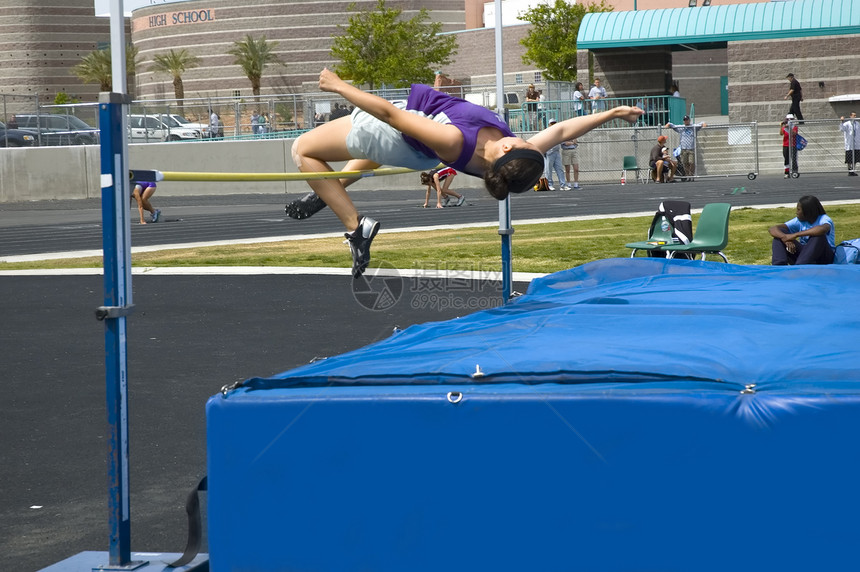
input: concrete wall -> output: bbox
[0,139,488,203]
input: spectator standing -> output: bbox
[537,91,548,129]
[7,115,18,129]
[543,118,568,190]
[588,78,607,113]
[839,112,860,176]
[258,113,269,134]
[665,115,707,180]
[781,114,799,178]
[561,137,580,189]
[251,110,261,135]
[784,73,804,121]
[769,195,835,265]
[525,84,540,129]
[209,111,222,139]
[671,82,681,98]
[572,82,587,116]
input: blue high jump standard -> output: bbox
[207,259,860,571]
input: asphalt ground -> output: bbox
[3,173,859,259]
[2,173,859,571]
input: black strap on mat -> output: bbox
[167,476,208,568]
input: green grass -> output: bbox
[3,204,860,272]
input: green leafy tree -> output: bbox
[54,92,81,105]
[151,49,201,113]
[519,0,612,82]
[331,0,457,90]
[72,46,139,92]
[227,35,282,97]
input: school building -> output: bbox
[0,0,858,122]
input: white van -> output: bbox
[128,114,202,142]
[167,114,210,137]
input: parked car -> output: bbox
[14,113,99,145]
[128,114,202,142]
[167,113,210,137]
[0,121,37,147]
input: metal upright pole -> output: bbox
[98,92,139,570]
[494,0,514,302]
[96,0,142,568]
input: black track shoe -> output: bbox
[285,192,327,220]
[345,216,380,278]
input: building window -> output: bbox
[534,71,542,84]
[232,89,241,99]
[515,73,523,84]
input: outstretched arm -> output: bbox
[528,106,644,153]
[318,68,463,162]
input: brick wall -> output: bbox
[132,0,466,99]
[728,35,860,122]
[0,0,114,103]
[440,24,533,85]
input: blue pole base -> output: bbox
[38,551,208,572]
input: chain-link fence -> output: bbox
[130,95,306,140]
[526,121,760,186]
[13,86,860,183]
[663,122,760,181]
[781,118,860,177]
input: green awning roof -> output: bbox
[577,0,860,49]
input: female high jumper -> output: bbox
[288,68,643,277]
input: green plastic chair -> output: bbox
[625,214,674,257]
[662,203,731,262]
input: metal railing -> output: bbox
[509,95,687,133]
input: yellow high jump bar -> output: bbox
[129,166,423,183]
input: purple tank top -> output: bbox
[402,84,514,176]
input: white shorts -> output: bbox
[345,102,441,171]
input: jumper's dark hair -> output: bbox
[484,149,545,200]
[797,195,826,223]
[420,171,432,186]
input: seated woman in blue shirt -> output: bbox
[769,195,835,265]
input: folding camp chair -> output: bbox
[662,203,731,262]
[625,201,692,257]
[624,214,674,257]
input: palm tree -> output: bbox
[227,35,281,98]
[72,46,139,94]
[151,49,201,115]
